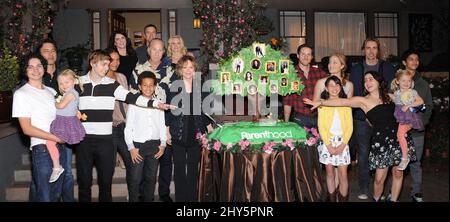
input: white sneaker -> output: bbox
[397,157,410,171]
[49,167,65,183]
[357,193,368,200]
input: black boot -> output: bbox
[327,191,337,202]
[338,192,349,202]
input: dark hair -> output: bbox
[361,37,381,59]
[21,53,48,81]
[34,38,58,54]
[138,71,157,85]
[107,31,136,56]
[296,44,313,55]
[144,24,157,32]
[104,47,119,58]
[401,49,420,62]
[320,75,347,100]
[400,49,421,70]
[363,70,391,104]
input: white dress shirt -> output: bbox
[124,104,166,150]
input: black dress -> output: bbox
[366,103,416,170]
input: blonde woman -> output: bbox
[313,53,354,101]
[167,35,194,65]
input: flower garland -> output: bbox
[197,130,317,154]
[1,0,60,58]
[303,127,321,146]
[193,0,258,62]
[423,76,449,162]
[193,0,272,75]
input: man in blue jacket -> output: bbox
[349,38,395,200]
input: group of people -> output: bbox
[13,23,212,202]
[13,26,431,202]
[289,38,432,202]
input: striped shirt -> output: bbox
[78,73,159,136]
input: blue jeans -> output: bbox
[410,132,424,195]
[293,113,318,129]
[351,119,372,193]
[61,144,75,202]
[28,144,66,202]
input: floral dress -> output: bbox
[367,103,416,170]
[317,109,351,166]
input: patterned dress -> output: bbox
[393,89,424,130]
[50,89,86,144]
[318,109,351,166]
[367,103,416,170]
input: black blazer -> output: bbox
[165,78,211,142]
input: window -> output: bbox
[314,12,366,61]
[374,13,398,59]
[279,11,306,54]
[168,9,177,37]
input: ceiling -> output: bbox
[67,0,444,11]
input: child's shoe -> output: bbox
[397,157,410,170]
[49,167,65,183]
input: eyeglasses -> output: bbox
[27,64,44,70]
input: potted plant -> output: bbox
[0,44,20,122]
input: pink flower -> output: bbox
[263,141,276,154]
[239,139,250,150]
[308,137,316,145]
[196,132,203,140]
[311,128,320,139]
[201,137,209,149]
[303,127,310,132]
[283,139,295,150]
[213,141,222,151]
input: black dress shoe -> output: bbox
[160,195,173,202]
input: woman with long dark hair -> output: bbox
[107,31,138,83]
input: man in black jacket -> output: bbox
[349,38,395,200]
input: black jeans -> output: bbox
[129,140,160,202]
[158,145,173,198]
[350,119,372,194]
[172,142,201,202]
[76,136,115,202]
[112,123,133,198]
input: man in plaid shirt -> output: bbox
[283,44,327,128]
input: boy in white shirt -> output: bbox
[124,71,166,202]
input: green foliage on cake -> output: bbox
[212,42,304,96]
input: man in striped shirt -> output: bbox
[76,50,170,202]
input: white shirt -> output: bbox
[12,84,57,149]
[124,104,167,150]
[329,109,343,147]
